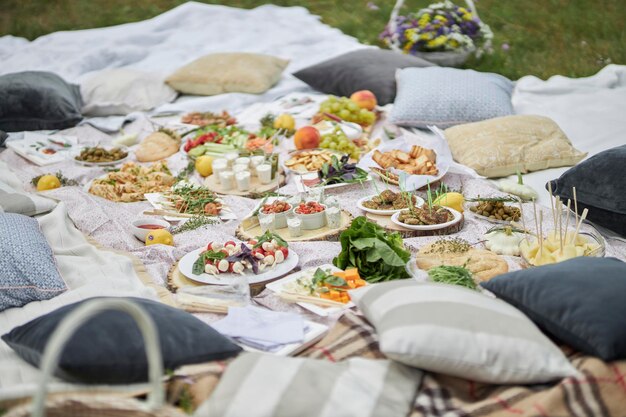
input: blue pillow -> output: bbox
[0,213,67,312]
[481,257,626,361]
[389,67,514,128]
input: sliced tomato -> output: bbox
[278,247,289,258]
[206,241,214,250]
[224,240,236,247]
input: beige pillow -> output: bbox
[166,53,289,95]
[444,115,587,178]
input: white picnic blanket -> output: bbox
[0,1,367,116]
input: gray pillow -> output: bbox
[0,213,67,312]
[481,257,626,361]
[2,297,242,384]
[0,71,83,132]
[389,67,514,128]
[548,145,626,236]
[350,280,578,384]
[0,162,57,216]
[293,49,435,105]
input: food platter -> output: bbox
[72,145,130,167]
[282,148,343,174]
[178,247,299,285]
[265,265,358,317]
[203,171,286,197]
[295,172,372,192]
[144,192,237,222]
[236,210,353,242]
[356,193,425,216]
[390,207,463,231]
[365,212,464,237]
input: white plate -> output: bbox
[281,148,343,175]
[6,133,77,166]
[72,146,130,167]
[179,247,299,285]
[295,172,372,193]
[390,207,462,231]
[265,265,357,317]
[357,194,425,216]
[144,192,237,222]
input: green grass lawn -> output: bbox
[1,0,624,80]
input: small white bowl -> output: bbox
[131,218,171,242]
[259,203,294,229]
[294,204,327,230]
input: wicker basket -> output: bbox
[387,0,479,67]
[5,298,187,417]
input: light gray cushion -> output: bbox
[81,69,177,116]
[0,162,57,216]
[351,280,579,384]
[0,213,67,312]
[389,67,514,128]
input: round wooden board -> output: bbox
[365,212,464,237]
[166,262,286,297]
[204,172,286,198]
[236,210,353,242]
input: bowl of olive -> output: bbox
[73,145,130,166]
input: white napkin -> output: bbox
[211,306,305,347]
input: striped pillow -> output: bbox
[351,280,579,384]
[195,352,422,417]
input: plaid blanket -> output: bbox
[170,312,626,416]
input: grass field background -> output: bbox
[1,0,624,80]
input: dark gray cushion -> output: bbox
[548,145,626,236]
[481,257,626,361]
[2,297,242,384]
[0,71,83,132]
[293,49,435,105]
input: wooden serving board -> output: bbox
[166,262,286,297]
[204,172,285,198]
[365,212,464,237]
[236,210,353,242]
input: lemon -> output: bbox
[274,114,295,131]
[195,155,214,177]
[145,229,174,246]
[433,192,465,213]
[36,175,61,191]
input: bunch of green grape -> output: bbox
[319,96,376,126]
[319,127,360,160]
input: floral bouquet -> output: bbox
[380,1,493,59]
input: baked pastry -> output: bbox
[415,239,508,283]
[135,128,180,162]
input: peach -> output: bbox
[294,126,321,150]
[350,90,377,111]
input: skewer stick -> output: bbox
[572,208,589,243]
[538,210,544,258]
[279,292,346,308]
[555,197,563,254]
[564,199,572,244]
[518,201,529,243]
[572,187,579,242]
[547,182,557,228]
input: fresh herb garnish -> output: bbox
[192,250,226,275]
[170,215,218,235]
[317,155,368,187]
[175,161,195,182]
[30,171,79,187]
[428,264,476,290]
[253,230,288,249]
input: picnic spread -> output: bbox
[1,2,626,417]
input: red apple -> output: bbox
[350,90,377,111]
[294,126,321,150]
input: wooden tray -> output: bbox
[167,262,289,297]
[204,172,285,198]
[365,212,464,237]
[236,210,353,242]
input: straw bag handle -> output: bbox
[387,0,479,52]
[31,298,165,417]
